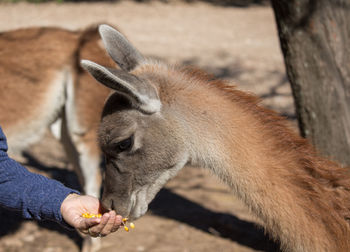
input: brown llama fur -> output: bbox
[178,66,350,251]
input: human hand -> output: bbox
[60,193,122,237]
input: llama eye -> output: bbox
[115,136,133,153]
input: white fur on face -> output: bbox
[138,95,162,114]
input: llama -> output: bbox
[82,24,350,252]
[0,24,115,252]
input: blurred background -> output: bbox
[0,0,293,251]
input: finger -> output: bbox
[100,211,117,236]
[77,217,101,234]
[81,217,101,229]
[87,212,110,237]
[79,218,101,236]
[111,215,123,233]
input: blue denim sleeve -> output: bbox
[0,126,80,226]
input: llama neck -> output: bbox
[177,79,350,252]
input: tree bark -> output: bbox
[271,0,350,166]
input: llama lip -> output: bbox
[127,192,137,219]
[128,187,148,220]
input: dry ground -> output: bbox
[0,1,295,251]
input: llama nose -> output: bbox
[101,197,114,211]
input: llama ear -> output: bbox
[99,24,144,72]
[81,60,161,114]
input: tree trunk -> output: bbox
[271,0,350,166]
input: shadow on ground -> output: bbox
[0,206,84,249]
[150,188,281,252]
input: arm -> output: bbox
[0,126,78,223]
[0,126,122,235]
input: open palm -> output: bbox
[60,194,122,237]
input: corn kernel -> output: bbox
[124,226,129,232]
[130,223,135,229]
[81,212,102,218]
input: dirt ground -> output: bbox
[0,1,296,251]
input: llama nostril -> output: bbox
[111,199,115,211]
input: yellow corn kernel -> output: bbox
[81,212,102,218]
[122,217,128,222]
[82,212,91,218]
[124,226,129,232]
[130,223,135,229]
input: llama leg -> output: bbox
[77,142,102,198]
[60,112,102,252]
[73,140,102,252]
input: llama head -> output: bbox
[81,25,188,219]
